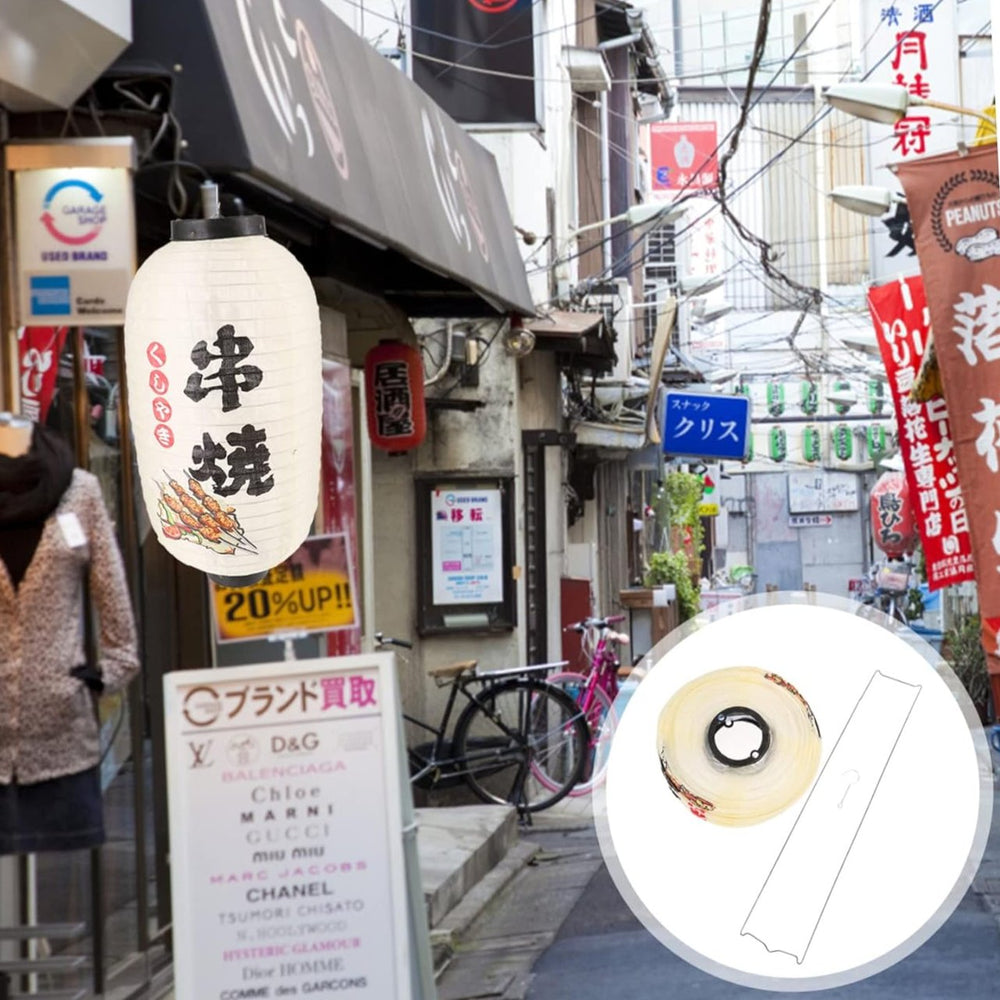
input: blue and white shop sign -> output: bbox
[662,391,751,461]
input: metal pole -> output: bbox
[71,327,105,994]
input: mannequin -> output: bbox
[0,420,139,854]
[0,413,32,459]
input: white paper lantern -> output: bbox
[124,216,321,585]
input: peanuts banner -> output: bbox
[895,142,1000,673]
[866,274,974,590]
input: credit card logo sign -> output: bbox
[30,275,71,315]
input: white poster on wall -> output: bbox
[164,655,411,1000]
[14,166,136,325]
[430,487,503,605]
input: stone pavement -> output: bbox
[151,730,999,998]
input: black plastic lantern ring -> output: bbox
[707,706,770,768]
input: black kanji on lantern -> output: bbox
[184,323,263,412]
[189,432,228,492]
[373,360,415,438]
[189,424,274,497]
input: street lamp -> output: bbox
[677,272,726,295]
[829,185,905,218]
[826,387,859,407]
[823,83,996,128]
[569,200,688,236]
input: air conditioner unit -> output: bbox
[582,278,634,381]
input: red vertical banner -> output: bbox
[867,275,974,589]
[895,144,1000,670]
[16,326,68,422]
[322,359,361,656]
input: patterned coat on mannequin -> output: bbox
[0,468,139,784]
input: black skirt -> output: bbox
[0,766,105,854]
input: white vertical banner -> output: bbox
[861,0,960,280]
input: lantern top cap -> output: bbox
[171,215,267,241]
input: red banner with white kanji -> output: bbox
[16,326,68,423]
[895,143,1000,671]
[867,275,974,590]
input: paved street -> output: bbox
[439,744,1000,999]
[527,840,1000,999]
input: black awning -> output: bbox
[118,0,534,318]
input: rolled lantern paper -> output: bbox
[867,424,886,461]
[800,380,818,415]
[766,382,785,417]
[769,426,787,462]
[802,425,821,463]
[124,216,321,584]
[833,423,852,462]
[832,380,853,415]
[867,379,885,416]
[871,471,917,558]
[364,340,426,452]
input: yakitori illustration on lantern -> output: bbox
[364,339,427,453]
[870,471,917,558]
[124,216,321,585]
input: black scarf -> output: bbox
[0,424,76,586]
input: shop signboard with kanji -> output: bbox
[648,122,718,199]
[867,273,974,589]
[164,655,413,999]
[862,0,959,279]
[431,488,504,605]
[210,533,358,643]
[661,391,750,461]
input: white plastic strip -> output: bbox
[741,670,921,963]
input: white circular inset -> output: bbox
[595,593,993,992]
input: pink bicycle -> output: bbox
[532,615,629,797]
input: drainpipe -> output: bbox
[599,92,611,272]
[672,0,683,79]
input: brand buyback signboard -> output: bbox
[164,655,411,999]
[14,165,136,325]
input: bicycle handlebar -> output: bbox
[563,615,627,633]
[374,632,413,650]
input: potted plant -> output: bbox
[944,614,990,724]
[653,471,704,579]
[644,550,701,623]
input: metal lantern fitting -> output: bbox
[364,340,426,453]
[124,215,322,586]
[871,471,917,558]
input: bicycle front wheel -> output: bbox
[538,672,616,797]
[453,678,588,813]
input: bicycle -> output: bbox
[374,633,589,816]
[535,615,630,797]
[859,560,912,625]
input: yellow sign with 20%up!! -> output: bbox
[210,533,357,642]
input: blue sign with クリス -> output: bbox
[662,391,751,460]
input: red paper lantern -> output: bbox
[364,340,426,452]
[870,472,917,558]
